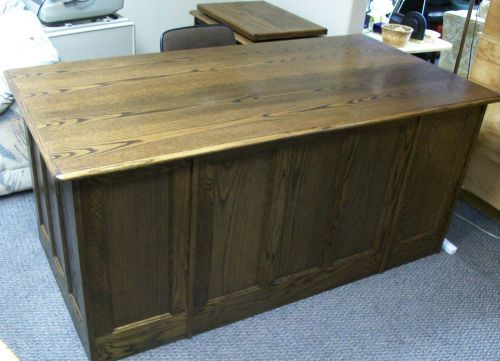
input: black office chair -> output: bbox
[160,24,236,52]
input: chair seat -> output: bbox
[161,24,236,52]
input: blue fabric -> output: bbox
[0,144,16,161]
[0,106,32,196]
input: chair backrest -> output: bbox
[160,25,237,52]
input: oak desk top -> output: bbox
[197,1,327,42]
[6,35,499,181]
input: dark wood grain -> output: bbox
[386,107,485,268]
[28,135,91,357]
[95,313,187,360]
[33,148,53,252]
[197,1,327,42]
[268,143,328,279]
[106,173,170,327]
[77,178,114,339]
[60,182,86,316]
[72,162,192,359]
[195,150,273,305]
[47,173,69,281]
[6,35,498,181]
[188,118,422,333]
[324,121,418,266]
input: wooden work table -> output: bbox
[6,35,499,360]
[191,1,327,44]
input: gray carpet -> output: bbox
[0,191,499,361]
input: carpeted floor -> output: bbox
[0,191,498,361]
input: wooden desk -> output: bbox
[6,35,498,361]
[192,1,327,44]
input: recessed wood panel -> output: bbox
[104,169,188,327]
[106,173,170,327]
[46,174,68,278]
[34,149,52,247]
[326,124,414,265]
[194,151,273,306]
[28,137,43,229]
[61,182,85,315]
[78,178,114,337]
[387,108,484,267]
[268,140,337,280]
[393,112,469,241]
[28,138,91,355]
[77,163,191,335]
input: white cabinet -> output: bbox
[44,14,135,62]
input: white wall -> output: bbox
[118,0,235,54]
[265,0,366,36]
[119,0,367,54]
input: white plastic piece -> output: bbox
[442,238,458,255]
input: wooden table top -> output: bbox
[6,35,499,181]
[197,1,327,42]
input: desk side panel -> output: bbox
[27,134,91,356]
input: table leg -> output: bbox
[430,52,438,64]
